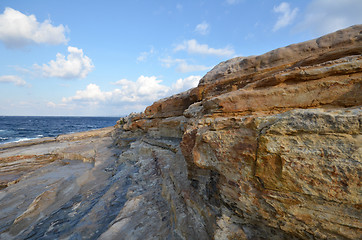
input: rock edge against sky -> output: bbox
[0,25,361,239]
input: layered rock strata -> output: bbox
[0,25,361,239]
[119,25,362,239]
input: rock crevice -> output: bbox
[0,25,361,239]
[119,25,361,239]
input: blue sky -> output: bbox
[0,0,361,116]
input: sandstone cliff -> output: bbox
[0,25,361,239]
[117,25,362,239]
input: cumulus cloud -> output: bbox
[0,75,26,86]
[62,75,201,113]
[64,76,169,106]
[195,21,210,35]
[160,57,211,73]
[0,7,68,48]
[35,46,94,79]
[174,39,235,57]
[272,2,298,31]
[171,75,201,92]
[111,76,170,102]
[298,0,362,36]
[62,84,108,104]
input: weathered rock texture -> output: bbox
[0,25,361,239]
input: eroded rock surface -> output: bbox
[0,25,361,239]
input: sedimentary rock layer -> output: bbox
[121,25,362,239]
[0,25,361,239]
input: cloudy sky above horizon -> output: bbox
[0,0,361,116]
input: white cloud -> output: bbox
[64,76,170,106]
[171,75,201,92]
[160,57,184,68]
[174,39,234,57]
[176,62,211,73]
[160,57,211,73]
[137,47,155,62]
[62,84,108,104]
[195,21,210,35]
[0,75,26,86]
[35,46,94,79]
[0,7,68,48]
[272,2,298,32]
[47,101,57,108]
[61,75,201,114]
[111,76,170,102]
[298,0,362,36]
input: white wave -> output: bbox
[13,136,42,143]
[14,138,34,142]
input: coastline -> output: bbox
[0,126,115,150]
[0,25,361,239]
[0,116,120,146]
[0,126,116,190]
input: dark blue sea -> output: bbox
[0,116,120,144]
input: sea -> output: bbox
[0,116,120,145]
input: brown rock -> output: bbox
[1,25,361,240]
[144,88,201,118]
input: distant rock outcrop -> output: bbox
[0,25,361,239]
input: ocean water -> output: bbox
[0,116,120,144]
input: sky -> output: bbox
[0,0,361,116]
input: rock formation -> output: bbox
[0,25,361,239]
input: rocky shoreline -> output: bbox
[0,25,361,239]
